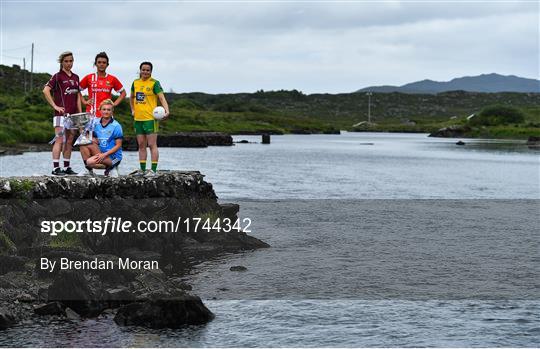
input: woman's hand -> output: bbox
[54,105,65,114]
[96,153,107,163]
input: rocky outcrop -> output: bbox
[47,271,104,317]
[123,132,233,150]
[33,301,65,316]
[0,171,215,200]
[0,171,268,327]
[114,297,214,328]
[526,136,540,147]
[429,125,471,138]
[0,308,16,330]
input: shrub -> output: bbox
[471,105,525,126]
[172,98,205,111]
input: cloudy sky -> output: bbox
[1,1,538,94]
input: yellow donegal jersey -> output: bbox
[131,78,164,121]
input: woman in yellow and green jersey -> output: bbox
[129,61,170,174]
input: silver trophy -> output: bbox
[65,112,95,146]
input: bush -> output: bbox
[24,90,46,106]
[471,105,525,126]
[172,98,205,111]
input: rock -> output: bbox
[220,203,240,220]
[456,141,466,145]
[122,248,162,262]
[16,292,35,303]
[0,171,216,200]
[114,297,214,328]
[229,265,247,272]
[102,287,136,308]
[48,271,103,317]
[65,307,81,320]
[237,140,250,143]
[526,136,540,147]
[132,269,170,300]
[0,276,15,288]
[0,255,27,275]
[429,125,471,138]
[37,288,48,302]
[0,308,16,330]
[0,232,17,255]
[123,132,233,150]
[34,302,65,316]
[167,277,193,291]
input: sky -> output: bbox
[0,0,538,94]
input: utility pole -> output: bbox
[30,43,34,91]
[366,92,372,123]
[23,57,27,93]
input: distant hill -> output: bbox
[357,73,540,94]
[0,64,50,94]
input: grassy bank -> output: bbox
[1,64,539,145]
[351,106,540,139]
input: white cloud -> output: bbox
[1,1,538,93]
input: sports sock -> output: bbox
[151,161,158,172]
[63,159,70,168]
[53,159,60,168]
[140,161,147,171]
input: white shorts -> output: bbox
[52,115,65,128]
[52,115,76,129]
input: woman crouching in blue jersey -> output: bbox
[82,99,123,176]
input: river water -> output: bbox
[0,132,538,347]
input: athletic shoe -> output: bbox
[108,168,119,178]
[144,170,156,178]
[63,167,78,176]
[129,169,146,176]
[51,167,65,176]
[104,167,118,177]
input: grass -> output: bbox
[48,229,83,249]
[1,64,539,142]
[352,105,540,139]
[0,231,16,254]
[9,179,35,193]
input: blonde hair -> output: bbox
[99,99,114,110]
[58,51,73,70]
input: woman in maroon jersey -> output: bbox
[43,51,82,176]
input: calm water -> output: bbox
[0,133,538,347]
[1,132,538,199]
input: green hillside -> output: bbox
[0,64,539,146]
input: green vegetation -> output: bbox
[9,179,35,193]
[1,64,539,143]
[0,231,16,254]
[49,230,82,249]
[471,105,525,126]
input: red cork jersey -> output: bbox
[80,73,124,117]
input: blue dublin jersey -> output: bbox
[93,118,123,160]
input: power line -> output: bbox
[0,53,24,60]
[1,44,32,52]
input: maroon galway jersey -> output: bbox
[45,70,80,116]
